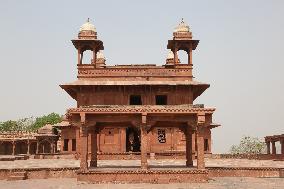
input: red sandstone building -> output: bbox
[0,125,58,156]
[58,19,219,170]
[265,134,284,155]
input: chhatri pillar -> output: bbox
[185,124,193,167]
[271,141,276,155]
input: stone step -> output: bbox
[12,171,27,176]
[7,175,26,181]
[8,171,27,181]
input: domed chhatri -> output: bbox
[174,18,190,33]
[95,50,106,67]
[166,50,180,65]
[96,50,105,60]
[80,18,96,32]
[78,18,97,39]
[173,18,192,40]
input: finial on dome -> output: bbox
[174,18,190,33]
[80,19,96,32]
[173,18,192,40]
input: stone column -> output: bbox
[196,128,205,169]
[90,127,97,167]
[188,45,192,65]
[266,141,271,154]
[27,141,30,155]
[50,142,53,154]
[173,46,178,64]
[272,141,276,155]
[185,126,193,167]
[80,125,89,170]
[12,142,15,155]
[140,125,148,169]
[120,128,126,152]
[92,48,97,65]
[36,142,39,154]
[78,49,81,64]
[281,140,284,155]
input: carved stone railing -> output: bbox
[77,64,193,78]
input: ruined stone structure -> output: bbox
[265,134,284,155]
[59,18,219,174]
[0,124,58,155]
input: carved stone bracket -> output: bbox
[197,112,206,125]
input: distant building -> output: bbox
[0,124,58,155]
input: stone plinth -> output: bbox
[77,169,208,184]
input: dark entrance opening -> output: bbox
[156,95,167,105]
[204,139,209,151]
[126,127,140,152]
[130,95,142,105]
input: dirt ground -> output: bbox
[0,177,283,189]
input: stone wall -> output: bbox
[210,154,284,160]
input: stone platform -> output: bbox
[0,158,283,183]
[78,168,208,183]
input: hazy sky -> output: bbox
[0,0,283,153]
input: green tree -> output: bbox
[29,113,62,131]
[0,120,18,131]
[230,136,266,154]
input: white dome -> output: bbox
[174,18,190,33]
[167,51,174,59]
[97,51,105,59]
[80,19,96,32]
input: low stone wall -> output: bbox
[208,167,282,178]
[34,153,75,159]
[0,168,78,180]
[210,154,284,160]
[77,169,209,184]
[0,167,283,182]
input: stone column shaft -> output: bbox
[90,128,97,167]
[27,141,30,155]
[174,46,178,64]
[281,140,284,155]
[272,141,276,155]
[188,46,192,65]
[80,126,88,170]
[36,142,39,154]
[196,130,205,169]
[266,142,271,154]
[140,126,148,169]
[77,49,81,64]
[12,142,15,155]
[186,127,193,167]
